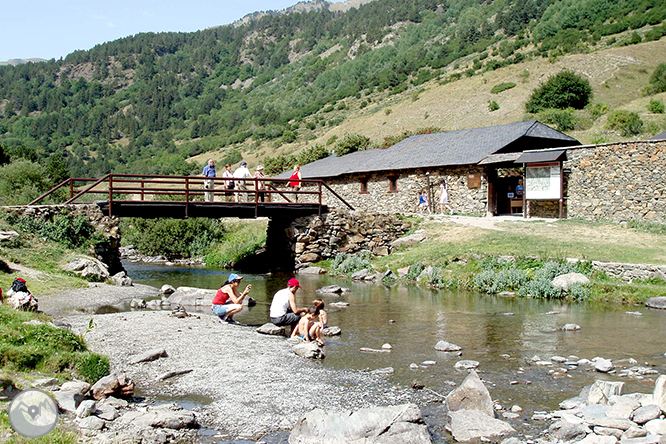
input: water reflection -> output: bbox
[123,261,666,412]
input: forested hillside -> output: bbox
[1,0,665,204]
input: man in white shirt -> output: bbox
[233,161,251,202]
[269,278,306,333]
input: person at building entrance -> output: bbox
[202,159,216,202]
[270,278,306,333]
[515,179,524,197]
[211,273,252,325]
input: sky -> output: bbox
[2,0,338,62]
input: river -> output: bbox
[123,261,666,439]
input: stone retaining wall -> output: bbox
[2,204,123,274]
[592,260,666,283]
[565,140,666,223]
[287,210,413,268]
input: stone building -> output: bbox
[276,121,581,217]
[277,121,666,224]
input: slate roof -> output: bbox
[275,120,580,179]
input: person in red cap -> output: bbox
[269,278,306,332]
[211,273,252,325]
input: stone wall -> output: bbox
[319,165,488,216]
[3,204,123,274]
[564,140,666,223]
[592,261,666,283]
[287,210,413,268]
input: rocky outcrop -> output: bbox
[64,257,110,282]
[91,372,135,400]
[552,272,590,291]
[289,403,432,444]
[445,370,494,418]
[448,409,515,442]
[646,296,666,309]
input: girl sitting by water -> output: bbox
[291,306,324,346]
[211,273,252,325]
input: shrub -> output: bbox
[0,160,51,206]
[4,213,101,250]
[123,217,226,259]
[490,82,516,94]
[647,99,665,114]
[488,100,500,112]
[418,266,444,287]
[329,251,373,275]
[648,63,666,95]
[407,262,425,280]
[525,71,593,113]
[75,352,111,383]
[298,144,330,165]
[537,108,579,131]
[334,133,371,156]
[606,110,644,136]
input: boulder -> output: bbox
[316,285,348,295]
[128,348,168,365]
[299,253,321,263]
[77,415,105,431]
[631,404,661,424]
[61,380,92,396]
[160,284,176,295]
[645,296,666,309]
[64,257,110,281]
[91,372,135,400]
[577,435,619,444]
[54,390,83,413]
[351,269,376,281]
[166,286,216,307]
[289,403,432,444]
[397,267,410,279]
[109,271,133,286]
[562,323,581,331]
[390,233,427,249]
[435,341,462,352]
[298,267,326,275]
[595,358,615,373]
[621,426,648,439]
[118,404,197,429]
[644,419,666,435]
[548,420,590,441]
[454,360,480,370]
[445,370,494,417]
[96,404,119,421]
[322,326,342,336]
[654,374,666,412]
[130,298,147,308]
[371,367,395,376]
[293,342,325,359]
[587,380,624,405]
[76,400,97,418]
[552,272,590,292]
[256,323,287,336]
[447,409,515,442]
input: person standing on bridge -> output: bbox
[222,163,235,202]
[202,158,216,202]
[289,164,302,202]
[234,161,251,202]
[254,165,267,202]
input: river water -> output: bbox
[124,261,666,439]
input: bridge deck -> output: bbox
[96,200,327,219]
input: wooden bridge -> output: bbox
[29,174,353,219]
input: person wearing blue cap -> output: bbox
[211,273,252,325]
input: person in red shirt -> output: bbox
[289,164,302,202]
[211,273,252,325]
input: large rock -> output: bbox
[435,341,462,352]
[654,374,666,412]
[645,296,666,309]
[64,257,110,281]
[118,404,197,429]
[316,285,350,295]
[351,269,376,281]
[390,233,427,249]
[548,420,590,441]
[632,404,661,424]
[91,372,135,400]
[61,380,91,395]
[160,284,176,295]
[289,403,432,444]
[109,271,133,286]
[293,342,325,360]
[297,266,326,275]
[448,409,515,442]
[552,272,590,292]
[445,370,494,417]
[54,390,83,413]
[587,380,624,405]
[594,358,615,373]
[644,419,666,435]
[166,286,216,307]
[256,323,287,336]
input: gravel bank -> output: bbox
[61,310,435,440]
[39,283,160,316]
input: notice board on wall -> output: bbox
[525,162,561,200]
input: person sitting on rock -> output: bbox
[313,298,328,330]
[291,306,324,346]
[211,273,252,325]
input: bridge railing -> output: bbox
[28,174,354,215]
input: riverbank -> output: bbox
[60,309,436,441]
